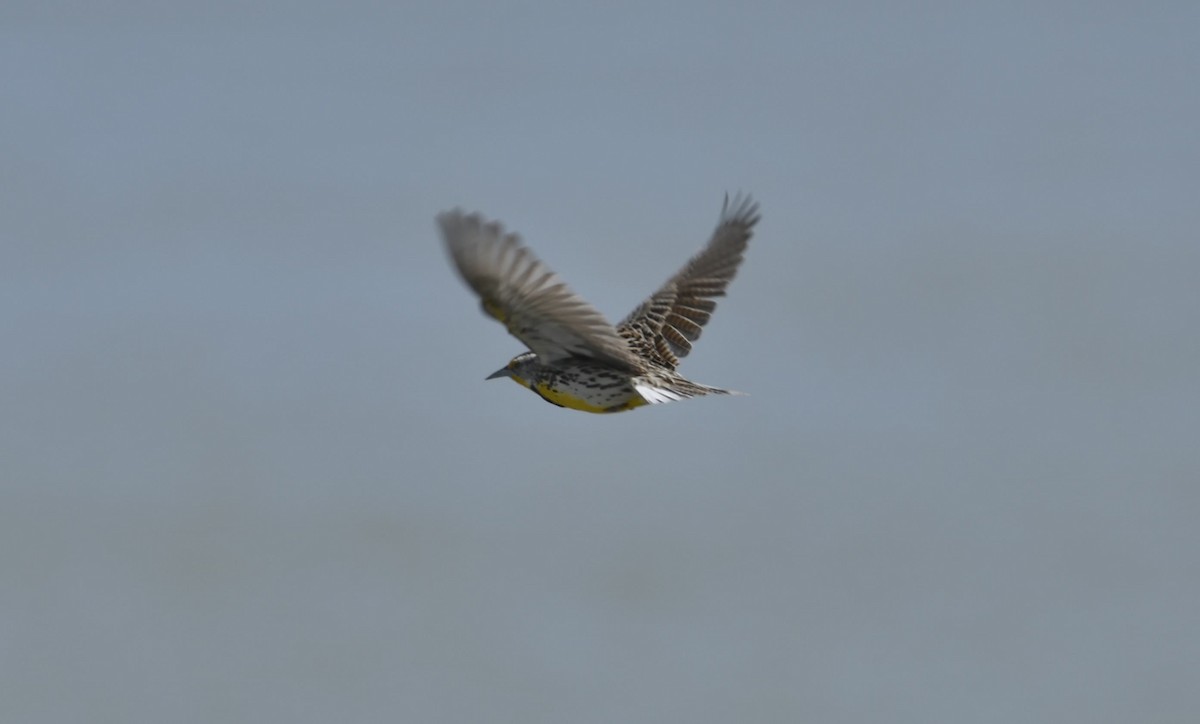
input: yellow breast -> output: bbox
[505,370,645,414]
[534,380,646,414]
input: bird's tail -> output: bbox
[631,376,745,405]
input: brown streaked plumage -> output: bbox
[438,194,760,413]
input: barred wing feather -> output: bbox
[439,210,644,372]
[618,194,759,369]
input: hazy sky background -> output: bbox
[3,2,1198,722]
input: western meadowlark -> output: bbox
[438,194,759,413]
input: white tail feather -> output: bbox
[632,379,741,405]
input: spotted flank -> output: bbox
[534,382,647,414]
[439,194,759,413]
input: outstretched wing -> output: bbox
[439,210,644,372]
[618,194,760,370]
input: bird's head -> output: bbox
[486,352,537,388]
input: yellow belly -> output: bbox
[533,380,646,414]
[505,367,647,414]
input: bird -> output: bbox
[438,194,760,413]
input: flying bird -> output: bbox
[438,194,759,413]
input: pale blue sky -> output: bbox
[3,2,1198,722]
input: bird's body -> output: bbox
[439,194,759,413]
[501,354,648,413]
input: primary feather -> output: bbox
[617,193,760,369]
[438,211,644,372]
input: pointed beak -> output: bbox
[486,367,512,381]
